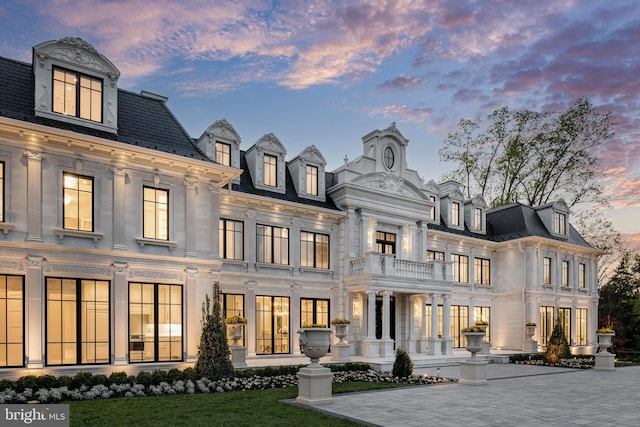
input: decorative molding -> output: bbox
[0,260,25,272]
[112,262,129,274]
[135,237,178,252]
[45,263,111,277]
[129,269,185,282]
[53,228,103,245]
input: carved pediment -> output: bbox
[206,119,241,142]
[256,133,287,155]
[356,172,424,198]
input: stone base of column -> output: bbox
[230,345,246,368]
[479,340,491,354]
[522,339,538,353]
[441,338,453,355]
[427,338,442,355]
[364,339,380,358]
[459,359,489,385]
[594,352,615,371]
[296,365,334,406]
[379,339,395,358]
[331,343,351,362]
[113,357,128,366]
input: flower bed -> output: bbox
[510,354,594,369]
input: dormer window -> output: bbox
[53,67,103,123]
[306,165,318,196]
[451,202,460,226]
[288,145,326,201]
[429,196,436,221]
[263,154,278,187]
[216,142,231,166]
[555,212,567,235]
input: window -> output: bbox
[474,306,491,342]
[301,231,329,269]
[427,250,445,261]
[263,154,277,187]
[256,296,289,354]
[450,305,469,348]
[0,161,4,222]
[555,212,567,235]
[426,304,443,338]
[579,263,586,288]
[301,298,329,328]
[219,219,244,260]
[539,306,554,346]
[129,283,182,363]
[429,196,436,221]
[451,202,460,226]
[383,147,394,169]
[376,231,396,254]
[256,224,289,264]
[543,257,552,285]
[143,187,169,240]
[562,260,570,287]
[451,254,469,283]
[46,278,109,365]
[215,142,231,166]
[223,294,244,347]
[306,165,318,196]
[474,207,482,231]
[474,258,491,285]
[63,172,93,231]
[0,275,23,367]
[558,307,571,344]
[53,67,102,123]
[576,308,587,346]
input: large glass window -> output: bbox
[558,307,571,344]
[474,306,491,342]
[576,308,587,346]
[451,254,469,283]
[579,263,586,288]
[263,154,277,187]
[215,142,231,166]
[129,283,182,363]
[376,231,396,254]
[0,275,23,367]
[143,187,169,240]
[53,67,102,122]
[450,305,469,348]
[543,257,552,285]
[555,212,567,235]
[0,161,4,222]
[63,172,93,231]
[306,165,318,196]
[301,298,329,327]
[46,278,109,366]
[427,250,444,261]
[562,260,570,287]
[256,296,289,355]
[474,258,490,285]
[451,202,460,226]
[426,304,443,338]
[256,224,289,264]
[223,294,244,347]
[301,231,329,269]
[539,306,554,346]
[219,219,244,260]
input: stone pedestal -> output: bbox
[479,340,491,354]
[296,365,334,405]
[364,338,380,357]
[459,360,489,385]
[594,353,615,371]
[230,345,246,368]
[523,339,538,353]
[331,343,351,362]
[427,338,442,355]
[380,338,395,358]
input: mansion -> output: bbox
[0,38,602,377]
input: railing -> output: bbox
[393,258,434,279]
[348,252,448,281]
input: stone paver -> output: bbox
[305,364,640,427]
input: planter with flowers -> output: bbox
[459,325,488,385]
[594,326,615,371]
[296,325,334,406]
[224,315,247,368]
[474,320,491,354]
[524,322,538,353]
[330,318,351,363]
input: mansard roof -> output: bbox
[0,55,209,161]
[429,202,595,249]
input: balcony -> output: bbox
[348,252,449,281]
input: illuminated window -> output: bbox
[543,257,552,285]
[451,254,469,282]
[555,212,567,235]
[451,202,460,226]
[52,67,102,123]
[0,274,23,367]
[376,231,396,254]
[0,161,4,222]
[46,278,110,365]
[562,260,570,286]
[429,196,436,221]
[474,207,482,230]
[558,307,571,343]
[256,296,289,354]
[263,154,277,187]
[474,258,491,285]
[301,298,329,328]
[539,306,554,346]
[426,304,443,339]
[256,224,289,264]
[129,283,182,363]
[579,263,586,288]
[427,250,444,261]
[301,231,329,268]
[143,187,169,240]
[63,172,93,231]
[450,305,469,348]
[576,308,587,346]
[306,165,318,196]
[215,142,231,166]
[223,294,244,347]
[474,306,491,342]
[219,219,244,260]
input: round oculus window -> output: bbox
[383,146,395,169]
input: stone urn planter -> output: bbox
[525,324,536,340]
[460,327,488,385]
[330,318,351,363]
[225,315,247,368]
[523,323,538,353]
[227,325,243,346]
[596,332,615,353]
[298,327,332,365]
[594,328,615,371]
[462,330,486,359]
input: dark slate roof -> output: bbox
[428,202,595,249]
[228,152,339,210]
[0,56,209,161]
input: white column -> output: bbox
[570,299,577,347]
[25,151,43,242]
[245,281,257,356]
[111,162,128,250]
[25,256,44,368]
[112,261,129,365]
[184,175,198,257]
[363,290,379,358]
[208,182,222,259]
[382,290,391,340]
[442,294,452,355]
[291,284,302,355]
[185,268,200,362]
[430,294,439,339]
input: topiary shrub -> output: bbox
[544,317,571,364]
[392,348,414,378]
[108,371,129,386]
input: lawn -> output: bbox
[68,382,407,426]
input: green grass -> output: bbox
[68,382,406,426]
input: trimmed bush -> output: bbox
[392,348,414,378]
[544,317,571,364]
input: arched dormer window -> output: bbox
[245,133,287,194]
[288,145,327,201]
[438,181,464,230]
[196,119,241,183]
[465,195,487,234]
[33,37,120,134]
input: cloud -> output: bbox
[367,104,432,123]
[377,75,424,90]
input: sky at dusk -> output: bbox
[1,0,638,246]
